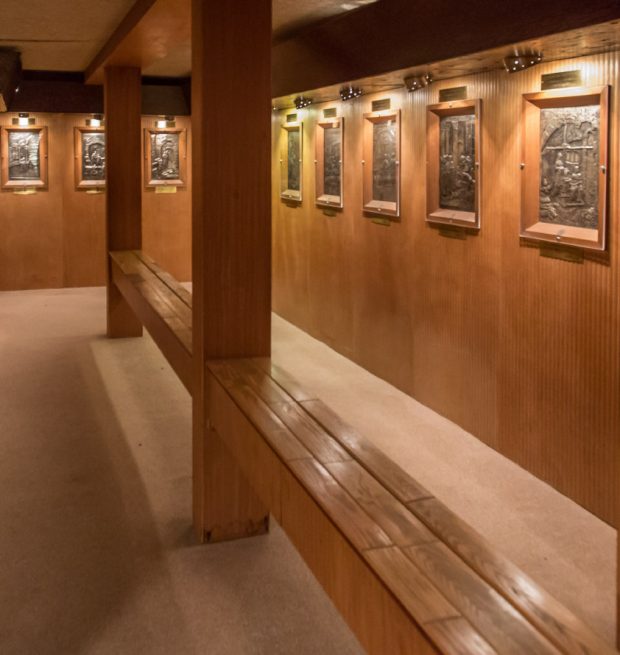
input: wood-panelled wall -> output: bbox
[272,52,620,526]
[0,114,191,291]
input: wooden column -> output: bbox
[192,0,272,541]
[104,66,143,338]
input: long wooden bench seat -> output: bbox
[207,357,615,655]
[109,250,193,393]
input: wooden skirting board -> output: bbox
[108,254,615,654]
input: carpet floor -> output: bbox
[0,287,614,653]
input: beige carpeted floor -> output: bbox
[0,287,615,653]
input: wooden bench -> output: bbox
[109,253,616,654]
[206,357,615,655]
[109,250,193,393]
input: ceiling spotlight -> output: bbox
[155,115,175,129]
[294,96,312,109]
[404,73,433,92]
[86,113,104,128]
[504,51,543,73]
[339,85,362,101]
[12,112,34,127]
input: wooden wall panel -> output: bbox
[272,52,620,525]
[141,114,192,282]
[0,113,192,291]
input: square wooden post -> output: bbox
[104,66,143,338]
[191,0,272,542]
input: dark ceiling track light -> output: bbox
[339,85,362,101]
[294,96,312,109]
[504,51,543,73]
[404,73,433,92]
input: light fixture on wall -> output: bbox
[404,73,433,92]
[294,96,312,109]
[155,115,176,129]
[12,112,35,126]
[86,113,104,127]
[339,85,362,101]
[504,51,543,73]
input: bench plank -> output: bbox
[300,398,432,504]
[409,498,616,655]
[424,617,498,655]
[327,460,436,548]
[270,402,352,465]
[289,458,393,552]
[364,546,459,625]
[405,542,561,655]
[252,357,318,402]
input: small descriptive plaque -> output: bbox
[322,208,338,217]
[371,217,391,226]
[323,107,337,119]
[540,244,584,263]
[541,70,582,90]
[86,189,104,195]
[286,113,298,123]
[372,98,391,112]
[438,226,467,240]
[439,86,467,102]
[13,187,37,195]
[155,186,177,194]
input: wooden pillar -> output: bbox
[191,0,272,541]
[104,66,143,338]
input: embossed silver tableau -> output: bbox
[281,120,302,202]
[521,86,608,251]
[363,108,400,217]
[427,99,480,228]
[315,116,343,208]
[1,126,48,189]
[75,127,105,189]
[144,128,187,187]
[539,105,599,229]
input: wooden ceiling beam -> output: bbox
[84,0,190,84]
[272,0,620,97]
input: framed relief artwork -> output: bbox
[144,128,187,187]
[281,120,302,201]
[315,116,343,208]
[521,86,608,251]
[74,127,105,189]
[363,108,400,217]
[1,126,48,189]
[426,99,481,228]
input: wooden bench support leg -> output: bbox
[191,1,272,541]
[104,66,143,338]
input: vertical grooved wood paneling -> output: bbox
[272,52,620,527]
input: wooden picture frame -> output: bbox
[426,99,481,228]
[521,86,609,251]
[363,109,400,217]
[74,127,106,189]
[1,125,48,189]
[315,117,343,208]
[144,127,187,187]
[280,121,303,202]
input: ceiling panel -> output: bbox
[0,0,379,75]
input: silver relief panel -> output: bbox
[287,129,301,192]
[8,131,41,181]
[439,114,475,212]
[81,132,106,181]
[323,126,341,197]
[372,120,397,202]
[150,132,180,180]
[539,105,599,229]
